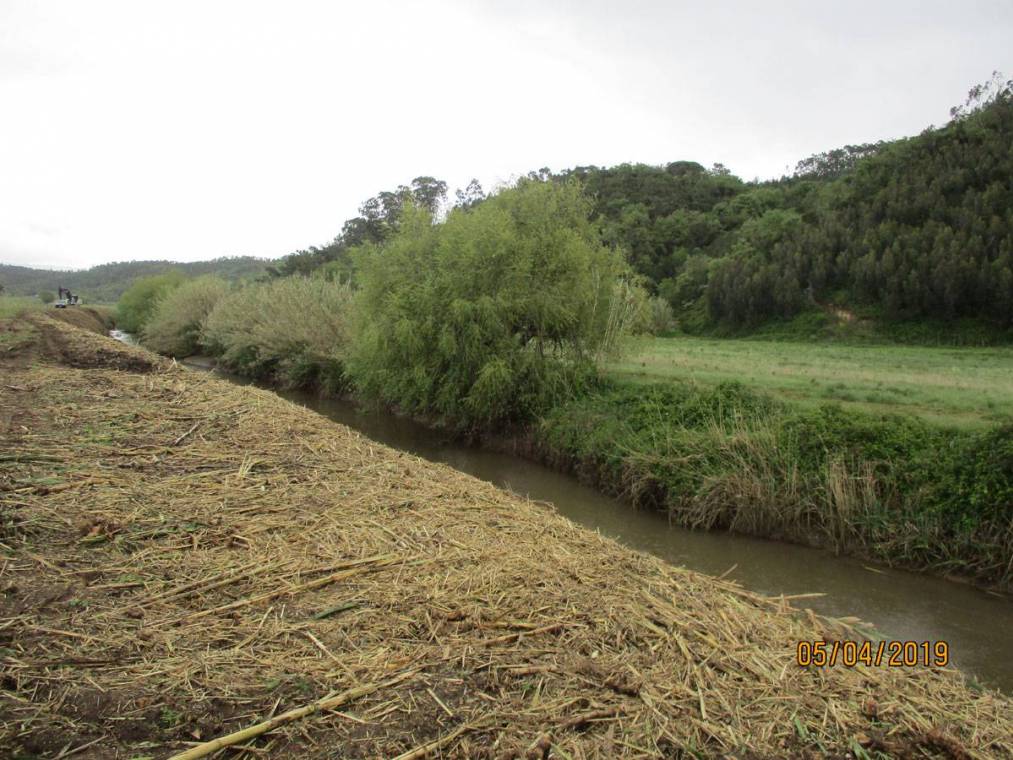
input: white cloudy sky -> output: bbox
[2,1,1011,270]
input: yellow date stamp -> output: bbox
[796,640,949,668]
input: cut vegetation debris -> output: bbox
[1,315,1010,758]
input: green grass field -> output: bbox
[0,296,43,352]
[0,295,43,319]
[607,335,1013,429]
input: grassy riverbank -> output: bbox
[2,314,1011,758]
[111,177,1012,592]
[125,281,1013,589]
[0,296,43,320]
[551,335,1013,588]
[530,380,1013,589]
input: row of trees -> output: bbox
[118,75,1012,430]
[122,180,643,429]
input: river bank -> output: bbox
[114,255,1013,591]
[3,314,1011,757]
[198,340,1013,593]
[190,365,1013,694]
[524,383,1013,592]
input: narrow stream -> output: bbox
[119,337,1013,692]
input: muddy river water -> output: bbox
[127,340,1013,692]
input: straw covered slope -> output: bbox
[1,316,1010,759]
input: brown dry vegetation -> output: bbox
[0,315,1010,759]
[44,306,114,336]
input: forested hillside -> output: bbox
[260,77,1012,339]
[0,256,268,302]
[705,85,1013,327]
[563,76,1013,332]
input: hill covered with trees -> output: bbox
[560,75,1013,335]
[704,83,1013,329]
[0,256,269,303]
[261,76,1012,341]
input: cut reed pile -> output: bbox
[45,306,113,336]
[1,315,1010,759]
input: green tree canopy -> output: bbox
[349,179,636,428]
[116,271,186,333]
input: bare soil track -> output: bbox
[0,315,1010,759]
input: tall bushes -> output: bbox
[142,276,229,356]
[202,277,353,390]
[536,381,1013,586]
[116,271,185,333]
[349,180,638,428]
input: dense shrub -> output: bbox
[349,179,638,428]
[142,276,229,356]
[645,295,676,334]
[536,380,1013,586]
[202,276,353,388]
[116,272,186,333]
[919,424,1013,576]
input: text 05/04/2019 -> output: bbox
[796,640,950,668]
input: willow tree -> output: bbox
[349,179,637,428]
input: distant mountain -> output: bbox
[0,257,271,302]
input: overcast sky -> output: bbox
[2,1,1011,270]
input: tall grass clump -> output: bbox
[202,276,353,391]
[349,179,640,429]
[645,295,676,334]
[535,380,1013,587]
[142,276,229,357]
[116,271,186,333]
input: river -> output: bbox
[112,334,1013,692]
